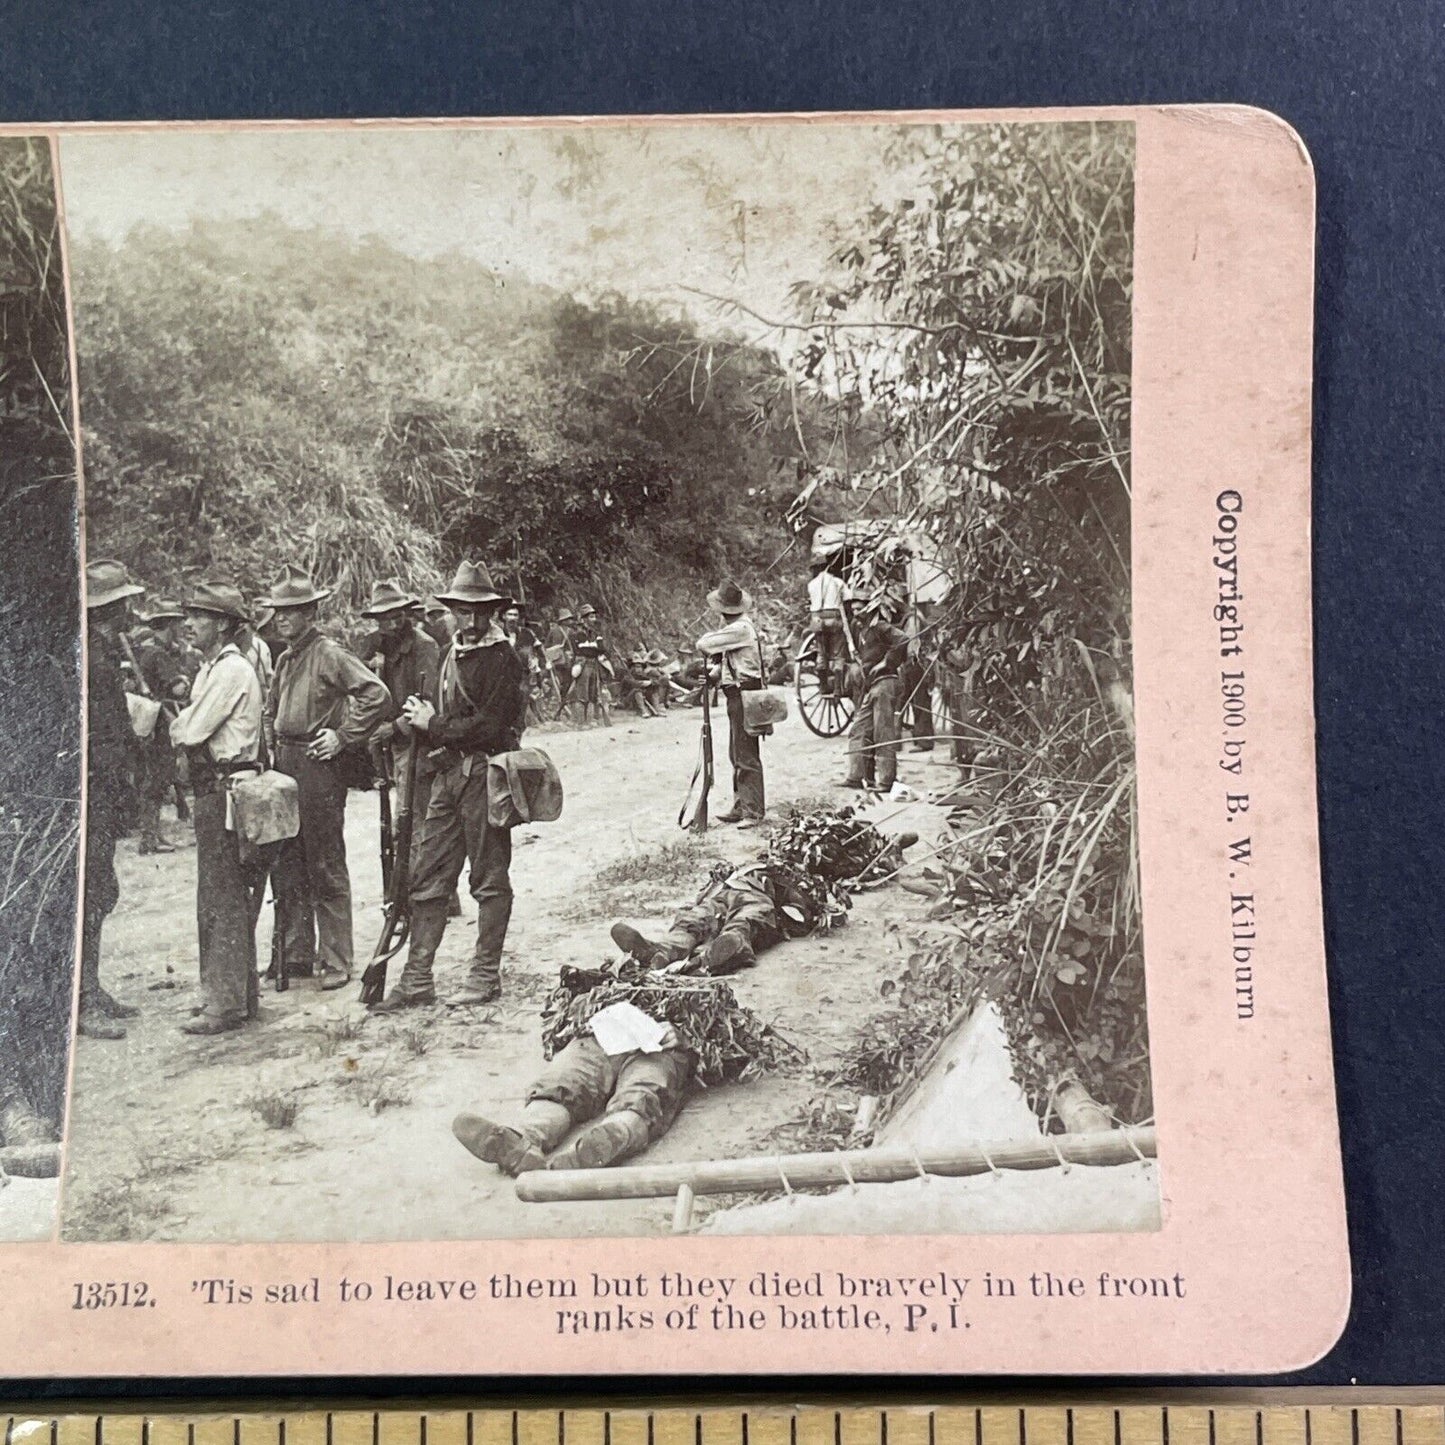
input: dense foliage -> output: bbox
[73,219,802,639]
[769,121,1147,1124]
[0,137,81,1126]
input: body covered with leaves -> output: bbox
[451,808,908,1176]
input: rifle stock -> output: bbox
[680,670,714,833]
[359,745,419,1007]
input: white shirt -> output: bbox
[697,616,762,684]
[170,644,263,762]
[808,570,846,612]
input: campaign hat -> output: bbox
[436,560,511,608]
[85,559,145,610]
[647,648,668,666]
[261,563,331,609]
[555,608,576,624]
[184,581,250,623]
[361,577,414,617]
[706,580,753,616]
[142,598,185,625]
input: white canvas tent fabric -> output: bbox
[702,1002,1159,1236]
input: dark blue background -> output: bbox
[3,0,1438,1390]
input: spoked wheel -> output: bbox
[796,646,855,738]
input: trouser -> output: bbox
[847,674,902,789]
[137,734,172,844]
[273,744,353,976]
[403,759,513,990]
[665,872,782,961]
[616,675,657,715]
[80,805,122,1005]
[810,611,844,686]
[723,685,765,819]
[193,790,258,1022]
[898,656,936,745]
[529,1036,696,1140]
[940,670,971,764]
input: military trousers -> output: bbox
[193,790,258,1022]
[723,684,765,819]
[273,743,354,976]
[666,872,781,960]
[529,1036,695,1138]
[846,673,902,790]
[80,803,122,1003]
[410,758,512,986]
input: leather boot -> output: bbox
[77,1003,125,1040]
[452,1100,572,1176]
[373,899,447,1010]
[701,929,755,975]
[548,1109,651,1170]
[609,923,688,968]
[94,986,140,1019]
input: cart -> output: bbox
[793,519,954,740]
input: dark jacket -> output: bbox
[87,624,136,821]
[853,622,910,680]
[370,626,439,728]
[429,634,527,758]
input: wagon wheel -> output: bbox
[795,641,855,738]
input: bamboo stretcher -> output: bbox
[516,1124,1156,1215]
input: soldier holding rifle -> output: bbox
[372,561,527,1012]
[696,580,766,826]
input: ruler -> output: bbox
[4,1404,1444,1445]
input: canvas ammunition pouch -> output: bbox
[728,642,789,737]
[487,748,564,828]
[228,767,299,845]
[126,692,162,740]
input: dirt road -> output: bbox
[61,707,952,1242]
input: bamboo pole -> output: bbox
[670,1183,696,1233]
[517,1126,1155,1204]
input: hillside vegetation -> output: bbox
[73,217,811,643]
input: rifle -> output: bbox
[678,670,714,834]
[375,742,395,898]
[359,742,420,1006]
[271,885,288,994]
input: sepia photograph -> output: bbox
[0,136,79,1241]
[53,117,1155,1242]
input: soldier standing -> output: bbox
[263,565,389,990]
[548,608,577,712]
[697,580,766,825]
[169,583,264,1035]
[421,596,455,653]
[359,578,440,880]
[130,598,191,853]
[80,560,146,1040]
[374,561,526,1011]
[841,606,910,793]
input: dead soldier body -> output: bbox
[450,859,852,1176]
[373,561,527,1010]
